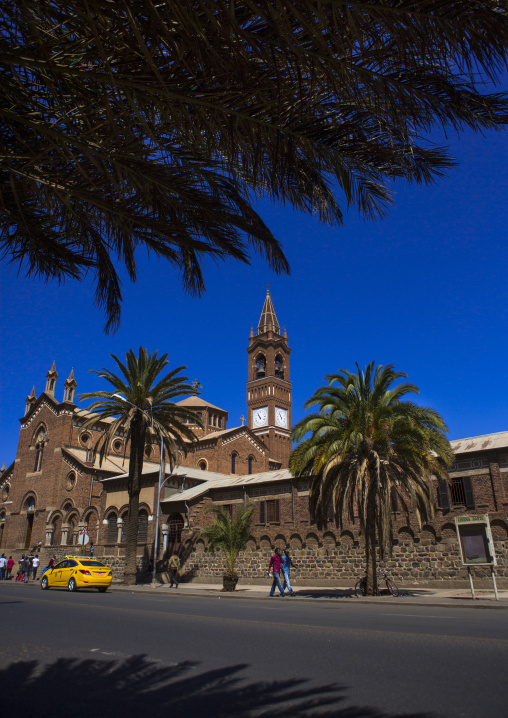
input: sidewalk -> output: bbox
[108,580,508,609]
[3,578,507,608]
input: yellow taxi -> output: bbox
[41,557,113,592]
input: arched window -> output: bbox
[137,510,148,543]
[275,354,284,379]
[66,472,76,491]
[248,456,254,474]
[107,513,118,544]
[62,501,72,514]
[231,452,237,474]
[198,460,207,471]
[255,355,266,379]
[67,516,77,545]
[168,513,184,542]
[50,514,61,546]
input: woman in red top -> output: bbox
[6,557,14,580]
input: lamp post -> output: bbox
[111,393,166,588]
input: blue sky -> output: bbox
[1,123,507,464]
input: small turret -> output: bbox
[45,361,58,396]
[25,386,37,416]
[63,368,77,403]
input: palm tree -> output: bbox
[79,347,202,585]
[2,2,508,330]
[200,504,254,591]
[290,362,453,595]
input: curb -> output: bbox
[105,585,508,609]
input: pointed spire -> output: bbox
[249,324,254,338]
[257,285,280,335]
[25,386,37,416]
[45,361,58,396]
[1,462,5,472]
[63,368,77,403]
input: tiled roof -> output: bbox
[176,396,227,412]
[450,431,508,453]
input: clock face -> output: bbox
[252,407,268,427]
[275,407,288,428]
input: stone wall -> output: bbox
[178,538,508,589]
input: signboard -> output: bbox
[455,515,497,567]
[77,527,90,546]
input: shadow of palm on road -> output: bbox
[1,654,437,717]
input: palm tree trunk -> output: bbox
[365,489,378,596]
[124,416,145,585]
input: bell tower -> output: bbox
[247,286,292,469]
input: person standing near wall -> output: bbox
[23,555,31,582]
[168,554,180,588]
[6,556,14,580]
[0,554,6,580]
[32,554,40,581]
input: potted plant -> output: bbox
[201,504,254,591]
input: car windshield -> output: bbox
[79,560,107,567]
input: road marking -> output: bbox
[380,614,461,619]
[11,593,508,645]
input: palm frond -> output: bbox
[2,1,507,330]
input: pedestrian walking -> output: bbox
[281,549,297,596]
[168,554,180,587]
[0,554,6,580]
[23,555,31,582]
[89,542,94,557]
[48,555,56,568]
[32,554,40,581]
[6,556,14,580]
[267,547,285,597]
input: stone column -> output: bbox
[162,524,169,553]
[116,518,123,545]
[45,524,54,546]
[61,524,69,546]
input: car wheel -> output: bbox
[68,577,77,592]
[98,587,107,593]
[41,576,49,590]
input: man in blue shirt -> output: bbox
[281,549,297,596]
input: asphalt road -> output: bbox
[0,583,507,718]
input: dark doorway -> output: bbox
[24,513,34,549]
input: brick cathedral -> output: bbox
[1,289,507,587]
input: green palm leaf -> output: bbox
[2,1,507,330]
[291,361,453,595]
[78,346,203,585]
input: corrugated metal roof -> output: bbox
[162,468,293,503]
[450,431,508,453]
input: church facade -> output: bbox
[1,289,507,587]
